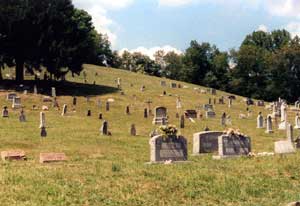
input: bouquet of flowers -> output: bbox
[159,125,178,137]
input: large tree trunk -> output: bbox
[16,58,24,82]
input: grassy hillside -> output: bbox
[0,64,299,206]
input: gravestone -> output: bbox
[152,107,168,125]
[12,97,21,109]
[52,97,59,108]
[126,105,130,115]
[193,131,223,154]
[97,99,101,108]
[51,87,56,97]
[61,104,67,116]
[176,97,182,109]
[210,88,216,95]
[265,115,273,134]
[39,112,46,128]
[117,78,121,89]
[257,113,264,128]
[180,115,185,129]
[106,101,110,111]
[176,113,179,118]
[203,104,213,111]
[1,151,26,161]
[100,121,108,135]
[295,113,300,129]
[40,153,67,163]
[33,85,37,94]
[206,110,216,118]
[19,109,26,122]
[40,126,47,137]
[170,83,177,88]
[221,113,226,126]
[43,96,52,103]
[279,103,287,130]
[7,93,17,101]
[228,98,233,108]
[257,100,265,107]
[130,124,136,136]
[2,106,8,118]
[144,108,148,118]
[160,81,166,87]
[73,97,77,106]
[149,135,187,163]
[87,110,91,116]
[209,98,212,105]
[213,134,251,159]
[140,85,145,92]
[218,96,225,104]
[184,110,197,118]
[98,113,103,120]
[287,123,294,143]
[274,141,295,154]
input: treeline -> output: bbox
[114,30,300,103]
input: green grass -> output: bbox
[0,64,299,206]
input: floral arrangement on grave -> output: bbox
[159,125,178,138]
[223,128,246,137]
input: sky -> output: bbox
[72,0,300,58]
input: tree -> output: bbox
[163,51,183,80]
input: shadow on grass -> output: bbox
[0,80,119,97]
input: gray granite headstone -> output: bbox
[149,135,187,162]
[193,131,223,154]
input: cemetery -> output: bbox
[0,65,299,205]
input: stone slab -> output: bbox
[1,150,26,161]
[40,153,67,163]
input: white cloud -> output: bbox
[264,0,300,18]
[159,0,195,7]
[285,22,300,37]
[73,0,134,46]
[257,24,268,32]
[119,46,182,60]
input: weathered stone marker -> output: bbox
[39,112,46,128]
[130,124,136,136]
[41,126,47,137]
[149,135,187,163]
[40,153,67,163]
[99,113,103,120]
[51,87,56,97]
[126,105,130,115]
[265,115,273,134]
[257,112,264,128]
[193,131,223,155]
[2,106,8,118]
[19,109,26,122]
[106,101,110,111]
[144,108,148,118]
[72,96,77,106]
[1,151,26,161]
[180,115,185,129]
[61,104,67,116]
[100,121,108,135]
[87,110,91,116]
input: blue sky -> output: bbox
[73,0,300,57]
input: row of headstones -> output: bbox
[0,151,67,163]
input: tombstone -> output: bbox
[149,135,187,163]
[12,97,21,109]
[274,140,295,154]
[97,99,101,108]
[40,126,47,137]
[295,113,300,129]
[257,113,264,129]
[19,109,26,122]
[117,78,121,89]
[176,97,182,109]
[73,97,77,106]
[2,106,8,118]
[245,98,254,105]
[125,105,130,115]
[180,115,185,129]
[23,90,28,95]
[184,110,197,119]
[100,121,108,135]
[152,107,168,125]
[1,151,26,161]
[52,97,59,108]
[193,131,223,154]
[51,87,56,97]
[203,104,213,111]
[61,104,67,116]
[213,134,251,159]
[6,93,17,101]
[256,100,265,107]
[87,110,91,116]
[265,115,273,134]
[144,108,148,118]
[221,112,226,127]
[86,96,90,103]
[170,82,177,88]
[208,98,212,105]
[98,113,103,120]
[206,110,216,118]
[210,88,216,95]
[228,98,233,108]
[175,113,179,118]
[106,101,110,111]
[39,153,67,163]
[140,85,145,92]
[213,98,216,105]
[160,81,166,87]
[130,124,136,136]
[39,112,46,128]
[33,85,38,95]
[218,96,225,104]
[287,123,294,143]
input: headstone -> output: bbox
[51,87,56,97]
[98,113,103,120]
[218,96,225,104]
[160,81,166,87]
[19,109,26,122]
[203,104,213,111]
[1,151,26,161]
[180,115,185,129]
[206,110,216,118]
[144,108,148,118]
[221,112,226,126]
[72,97,77,106]
[213,98,216,105]
[176,97,182,109]
[208,98,212,105]
[39,112,46,128]
[97,99,101,108]
[106,101,110,111]
[40,126,47,137]
[6,93,17,101]
[130,124,136,136]
[228,98,233,108]
[100,121,108,135]
[12,97,21,109]
[163,91,167,96]
[149,135,187,163]
[140,85,145,92]
[210,88,216,95]
[39,153,67,163]
[274,141,295,154]
[193,131,223,154]
[117,78,121,89]
[213,134,251,159]
[52,97,59,108]
[184,110,197,119]
[257,112,264,128]
[87,110,91,116]
[287,123,294,143]
[33,85,37,94]
[265,115,273,133]
[256,100,265,107]
[126,105,130,115]
[2,106,8,118]
[152,107,168,125]
[175,113,179,118]
[61,104,67,116]
[170,83,177,88]
[23,90,28,95]
[295,113,300,129]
